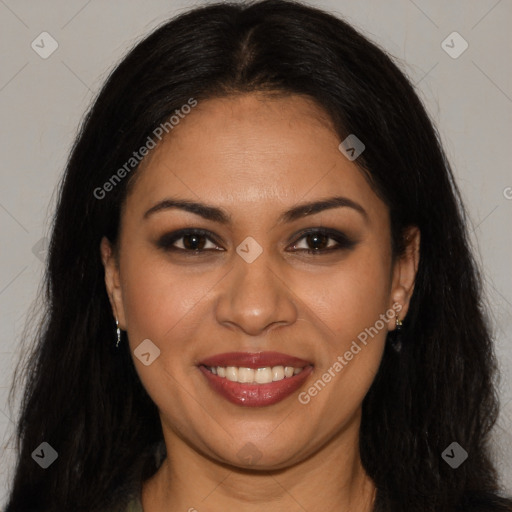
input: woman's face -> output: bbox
[102,93,419,469]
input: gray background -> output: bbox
[1,0,511,505]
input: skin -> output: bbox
[101,93,420,512]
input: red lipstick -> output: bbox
[198,351,313,407]
[199,351,310,369]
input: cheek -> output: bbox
[303,243,392,342]
[118,251,216,421]
[119,250,216,348]
[296,244,392,411]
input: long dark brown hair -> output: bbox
[6,1,512,510]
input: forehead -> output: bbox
[123,93,386,223]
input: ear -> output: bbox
[100,236,126,329]
[387,226,420,330]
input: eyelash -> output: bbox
[156,228,357,256]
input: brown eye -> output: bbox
[289,228,357,254]
[304,232,331,251]
[157,229,222,253]
[181,232,208,250]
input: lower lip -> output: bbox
[199,365,314,407]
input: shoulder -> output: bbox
[114,440,164,512]
[124,496,143,512]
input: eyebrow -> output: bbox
[143,195,368,224]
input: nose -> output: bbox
[214,248,298,336]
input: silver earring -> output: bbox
[390,315,403,352]
[115,318,121,348]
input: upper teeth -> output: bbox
[209,365,304,384]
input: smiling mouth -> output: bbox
[197,351,314,407]
[201,364,307,384]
